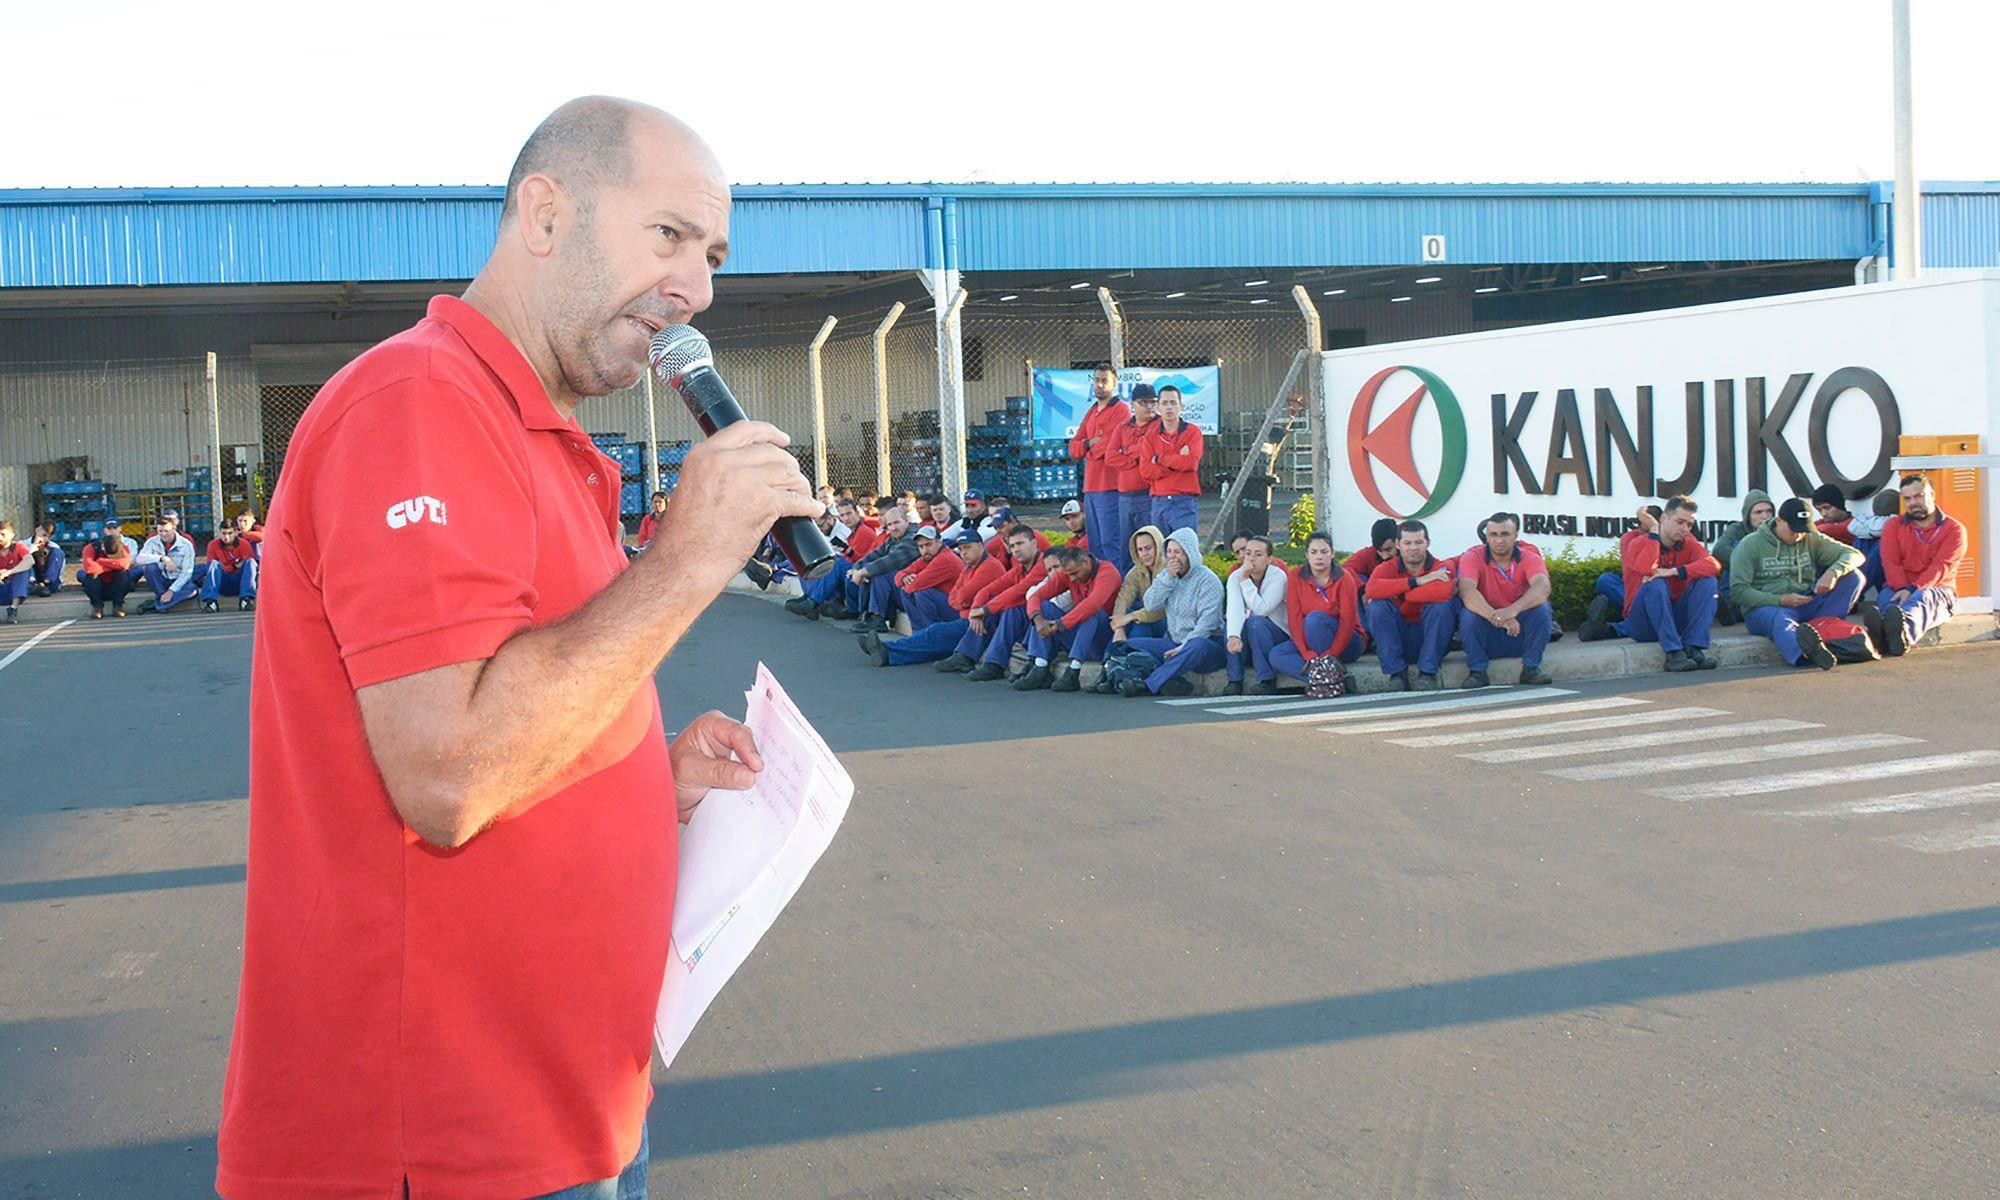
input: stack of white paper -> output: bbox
[654,662,854,1066]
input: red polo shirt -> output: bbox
[218,296,676,1199]
[1455,543,1549,610]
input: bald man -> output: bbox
[217,98,818,1200]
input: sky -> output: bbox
[4,0,1996,189]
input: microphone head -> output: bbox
[648,324,713,386]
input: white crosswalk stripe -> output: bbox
[1257,688,1578,725]
[1330,696,1650,736]
[1653,751,2000,801]
[1890,820,2000,853]
[1772,779,2000,819]
[1386,707,1728,749]
[1544,732,1917,778]
[1463,719,1829,764]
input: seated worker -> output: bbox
[1813,482,1897,594]
[966,528,1057,682]
[925,495,959,538]
[1268,530,1364,682]
[942,489,999,543]
[1364,519,1458,691]
[1106,527,1225,696]
[1454,511,1556,688]
[1140,385,1203,536]
[1056,498,1090,553]
[1580,498,1720,672]
[133,517,198,613]
[863,530,1011,670]
[26,523,65,597]
[890,524,964,630]
[1223,535,1291,695]
[1342,518,1401,585]
[1710,489,1774,625]
[844,505,920,634]
[787,497,880,619]
[1731,496,1867,671]
[232,510,265,547]
[200,519,261,613]
[80,520,135,619]
[0,522,32,624]
[1876,473,1968,656]
[1100,523,1168,689]
[1100,382,1158,575]
[635,490,670,552]
[1015,543,1123,692]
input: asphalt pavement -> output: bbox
[3,589,1997,1198]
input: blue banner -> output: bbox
[1030,365,1221,440]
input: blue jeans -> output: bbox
[1365,599,1457,676]
[885,617,969,665]
[1024,600,1112,665]
[1228,614,1289,682]
[1888,584,1955,644]
[1459,601,1554,670]
[526,1124,648,1200]
[1593,572,1625,609]
[200,559,259,603]
[1082,492,1121,568]
[1118,634,1225,693]
[1615,576,1716,653]
[1267,611,1363,679]
[1743,572,1865,664]
[899,585,956,630]
[1150,495,1197,537]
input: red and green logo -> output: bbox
[1347,365,1467,519]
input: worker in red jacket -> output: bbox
[201,520,262,613]
[1342,518,1401,592]
[1363,519,1458,690]
[1067,364,1130,567]
[863,530,1011,669]
[1580,498,1720,671]
[1015,544,1123,693]
[1098,382,1157,574]
[1268,531,1363,680]
[892,525,964,630]
[966,529,1058,683]
[1056,499,1090,553]
[79,519,136,619]
[1140,385,1203,535]
[1877,473,1968,655]
[0,521,31,624]
[787,497,880,620]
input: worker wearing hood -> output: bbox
[1108,527,1225,696]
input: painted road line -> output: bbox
[1545,731,1913,778]
[1259,688,1579,725]
[1891,820,2000,854]
[1774,779,2000,819]
[0,619,75,674]
[1655,751,2000,802]
[1331,696,1649,736]
[1156,691,1287,707]
[1465,719,1831,765]
[1386,706,1729,749]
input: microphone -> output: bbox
[648,324,837,580]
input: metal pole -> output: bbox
[808,316,837,490]
[937,284,970,503]
[204,352,224,530]
[872,302,905,496]
[1292,285,1331,536]
[1096,287,1124,370]
[642,370,661,497]
[1892,0,1921,280]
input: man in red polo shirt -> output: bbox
[216,98,819,1200]
[1454,512,1555,688]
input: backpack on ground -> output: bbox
[1302,655,1348,699]
[1804,616,1880,663]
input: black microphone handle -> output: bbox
[676,366,837,581]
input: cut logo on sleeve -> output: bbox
[386,496,449,530]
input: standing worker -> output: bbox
[1141,385,1203,536]
[1067,363,1130,566]
[215,98,820,1200]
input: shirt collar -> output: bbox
[427,294,579,434]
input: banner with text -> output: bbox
[1031,366,1221,440]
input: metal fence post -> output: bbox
[936,284,969,502]
[642,369,661,497]
[871,302,905,496]
[204,352,224,528]
[1291,285,1331,534]
[808,316,837,489]
[1097,287,1125,370]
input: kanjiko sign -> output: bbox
[1320,274,2000,553]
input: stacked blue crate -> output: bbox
[42,481,113,548]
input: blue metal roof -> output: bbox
[1,181,1995,288]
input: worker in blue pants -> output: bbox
[1592,571,1624,609]
[1267,611,1364,678]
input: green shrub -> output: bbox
[1542,542,1621,628]
[1285,494,1316,548]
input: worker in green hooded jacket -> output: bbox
[1730,497,1865,670]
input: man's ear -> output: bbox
[511,174,565,258]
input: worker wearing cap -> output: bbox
[891,524,963,630]
[134,517,199,613]
[1067,363,1129,571]
[1099,382,1158,575]
[1140,385,1203,536]
[953,489,999,542]
[1056,498,1090,554]
[861,529,1008,668]
[1730,496,1866,670]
